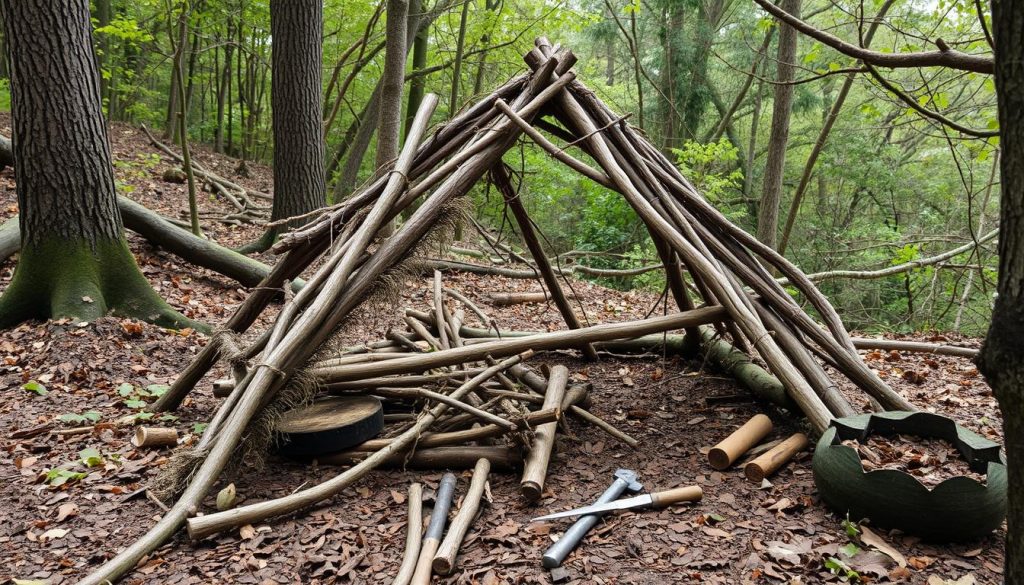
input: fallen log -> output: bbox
[698,328,797,411]
[0,202,303,292]
[324,446,523,471]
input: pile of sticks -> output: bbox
[82,39,909,584]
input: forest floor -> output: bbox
[0,118,1005,585]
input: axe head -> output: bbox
[614,468,643,492]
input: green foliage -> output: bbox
[23,380,48,396]
[58,411,102,424]
[79,448,104,467]
[672,138,744,210]
[45,468,88,487]
[75,0,996,334]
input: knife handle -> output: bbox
[651,485,703,508]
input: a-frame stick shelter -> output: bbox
[81,39,913,585]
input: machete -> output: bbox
[532,485,703,522]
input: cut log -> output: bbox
[275,396,384,457]
[708,414,773,470]
[432,458,490,574]
[520,365,568,501]
[744,432,809,482]
[131,427,179,448]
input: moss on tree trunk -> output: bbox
[0,237,200,330]
[0,0,198,331]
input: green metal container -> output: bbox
[812,411,1006,541]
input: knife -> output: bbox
[531,485,703,522]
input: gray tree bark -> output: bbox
[0,0,193,329]
[978,0,1024,580]
[269,0,325,226]
[757,0,800,250]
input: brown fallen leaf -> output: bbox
[55,502,78,522]
[860,525,907,567]
[909,555,936,570]
[39,528,68,541]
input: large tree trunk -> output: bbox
[978,0,1024,580]
[241,0,326,253]
[757,0,799,250]
[269,0,325,224]
[0,0,193,329]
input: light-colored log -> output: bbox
[131,427,179,448]
[520,365,569,501]
[432,458,491,574]
[744,432,809,482]
[708,414,773,470]
[392,483,423,585]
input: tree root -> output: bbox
[0,237,206,331]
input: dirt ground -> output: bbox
[0,120,1005,584]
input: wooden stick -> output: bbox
[352,407,559,450]
[411,473,458,585]
[312,306,727,382]
[504,363,640,448]
[520,365,569,501]
[131,427,180,448]
[491,163,599,361]
[392,483,423,585]
[488,291,580,306]
[372,387,516,430]
[433,270,451,349]
[850,337,979,358]
[433,458,491,575]
[744,432,809,482]
[708,414,773,470]
[323,446,522,471]
[323,369,488,391]
[186,352,530,540]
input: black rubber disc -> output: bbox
[276,396,384,458]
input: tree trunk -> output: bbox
[268,0,325,229]
[214,17,234,153]
[0,0,193,329]
[978,0,1024,580]
[375,0,409,236]
[448,0,469,114]
[404,0,428,141]
[757,0,799,250]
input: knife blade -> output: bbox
[531,485,702,522]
